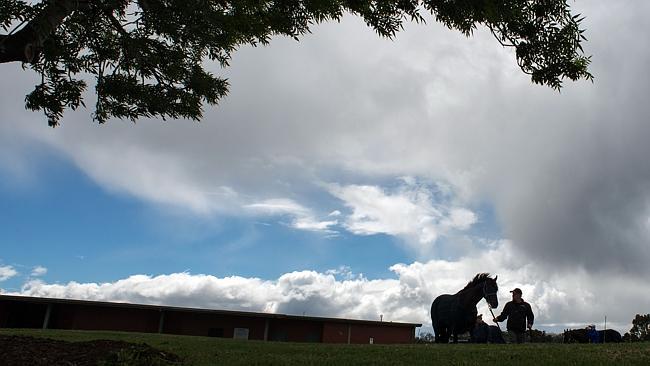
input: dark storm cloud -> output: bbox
[486,1,650,274]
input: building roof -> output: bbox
[0,295,422,328]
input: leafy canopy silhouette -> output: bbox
[627,314,650,342]
[0,0,593,126]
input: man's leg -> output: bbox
[515,331,526,344]
[509,331,525,343]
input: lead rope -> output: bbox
[487,302,502,332]
[483,282,502,332]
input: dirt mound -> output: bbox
[0,335,182,366]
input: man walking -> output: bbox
[493,288,534,343]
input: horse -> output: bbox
[599,329,622,343]
[431,273,499,343]
[563,328,622,343]
[563,328,588,343]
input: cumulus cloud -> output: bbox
[242,184,478,245]
[0,265,18,281]
[328,181,476,254]
[12,241,643,333]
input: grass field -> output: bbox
[2,328,649,365]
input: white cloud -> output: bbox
[292,217,338,232]
[441,208,477,231]
[0,265,18,281]
[245,198,338,233]
[56,140,242,216]
[245,199,308,215]
[30,266,47,277]
[328,181,476,254]
[243,184,476,243]
[12,241,641,334]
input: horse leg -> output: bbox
[438,327,448,344]
[449,324,458,344]
[436,327,444,343]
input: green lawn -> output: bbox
[2,328,649,365]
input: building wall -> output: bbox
[267,318,323,343]
[0,297,416,344]
[0,301,47,329]
[0,302,8,327]
[321,322,415,344]
[162,311,267,339]
[322,322,349,343]
[349,324,415,344]
[49,304,160,333]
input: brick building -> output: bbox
[0,295,420,344]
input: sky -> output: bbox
[1,1,650,335]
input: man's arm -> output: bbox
[526,303,535,328]
[494,303,511,322]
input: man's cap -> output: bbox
[510,288,523,295]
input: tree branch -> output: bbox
[0,0,90,64]
[102,9,129,38]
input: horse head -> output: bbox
[482,275,499,309]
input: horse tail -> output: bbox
[431,297,439,327]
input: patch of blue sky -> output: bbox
[0,152,415,290]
